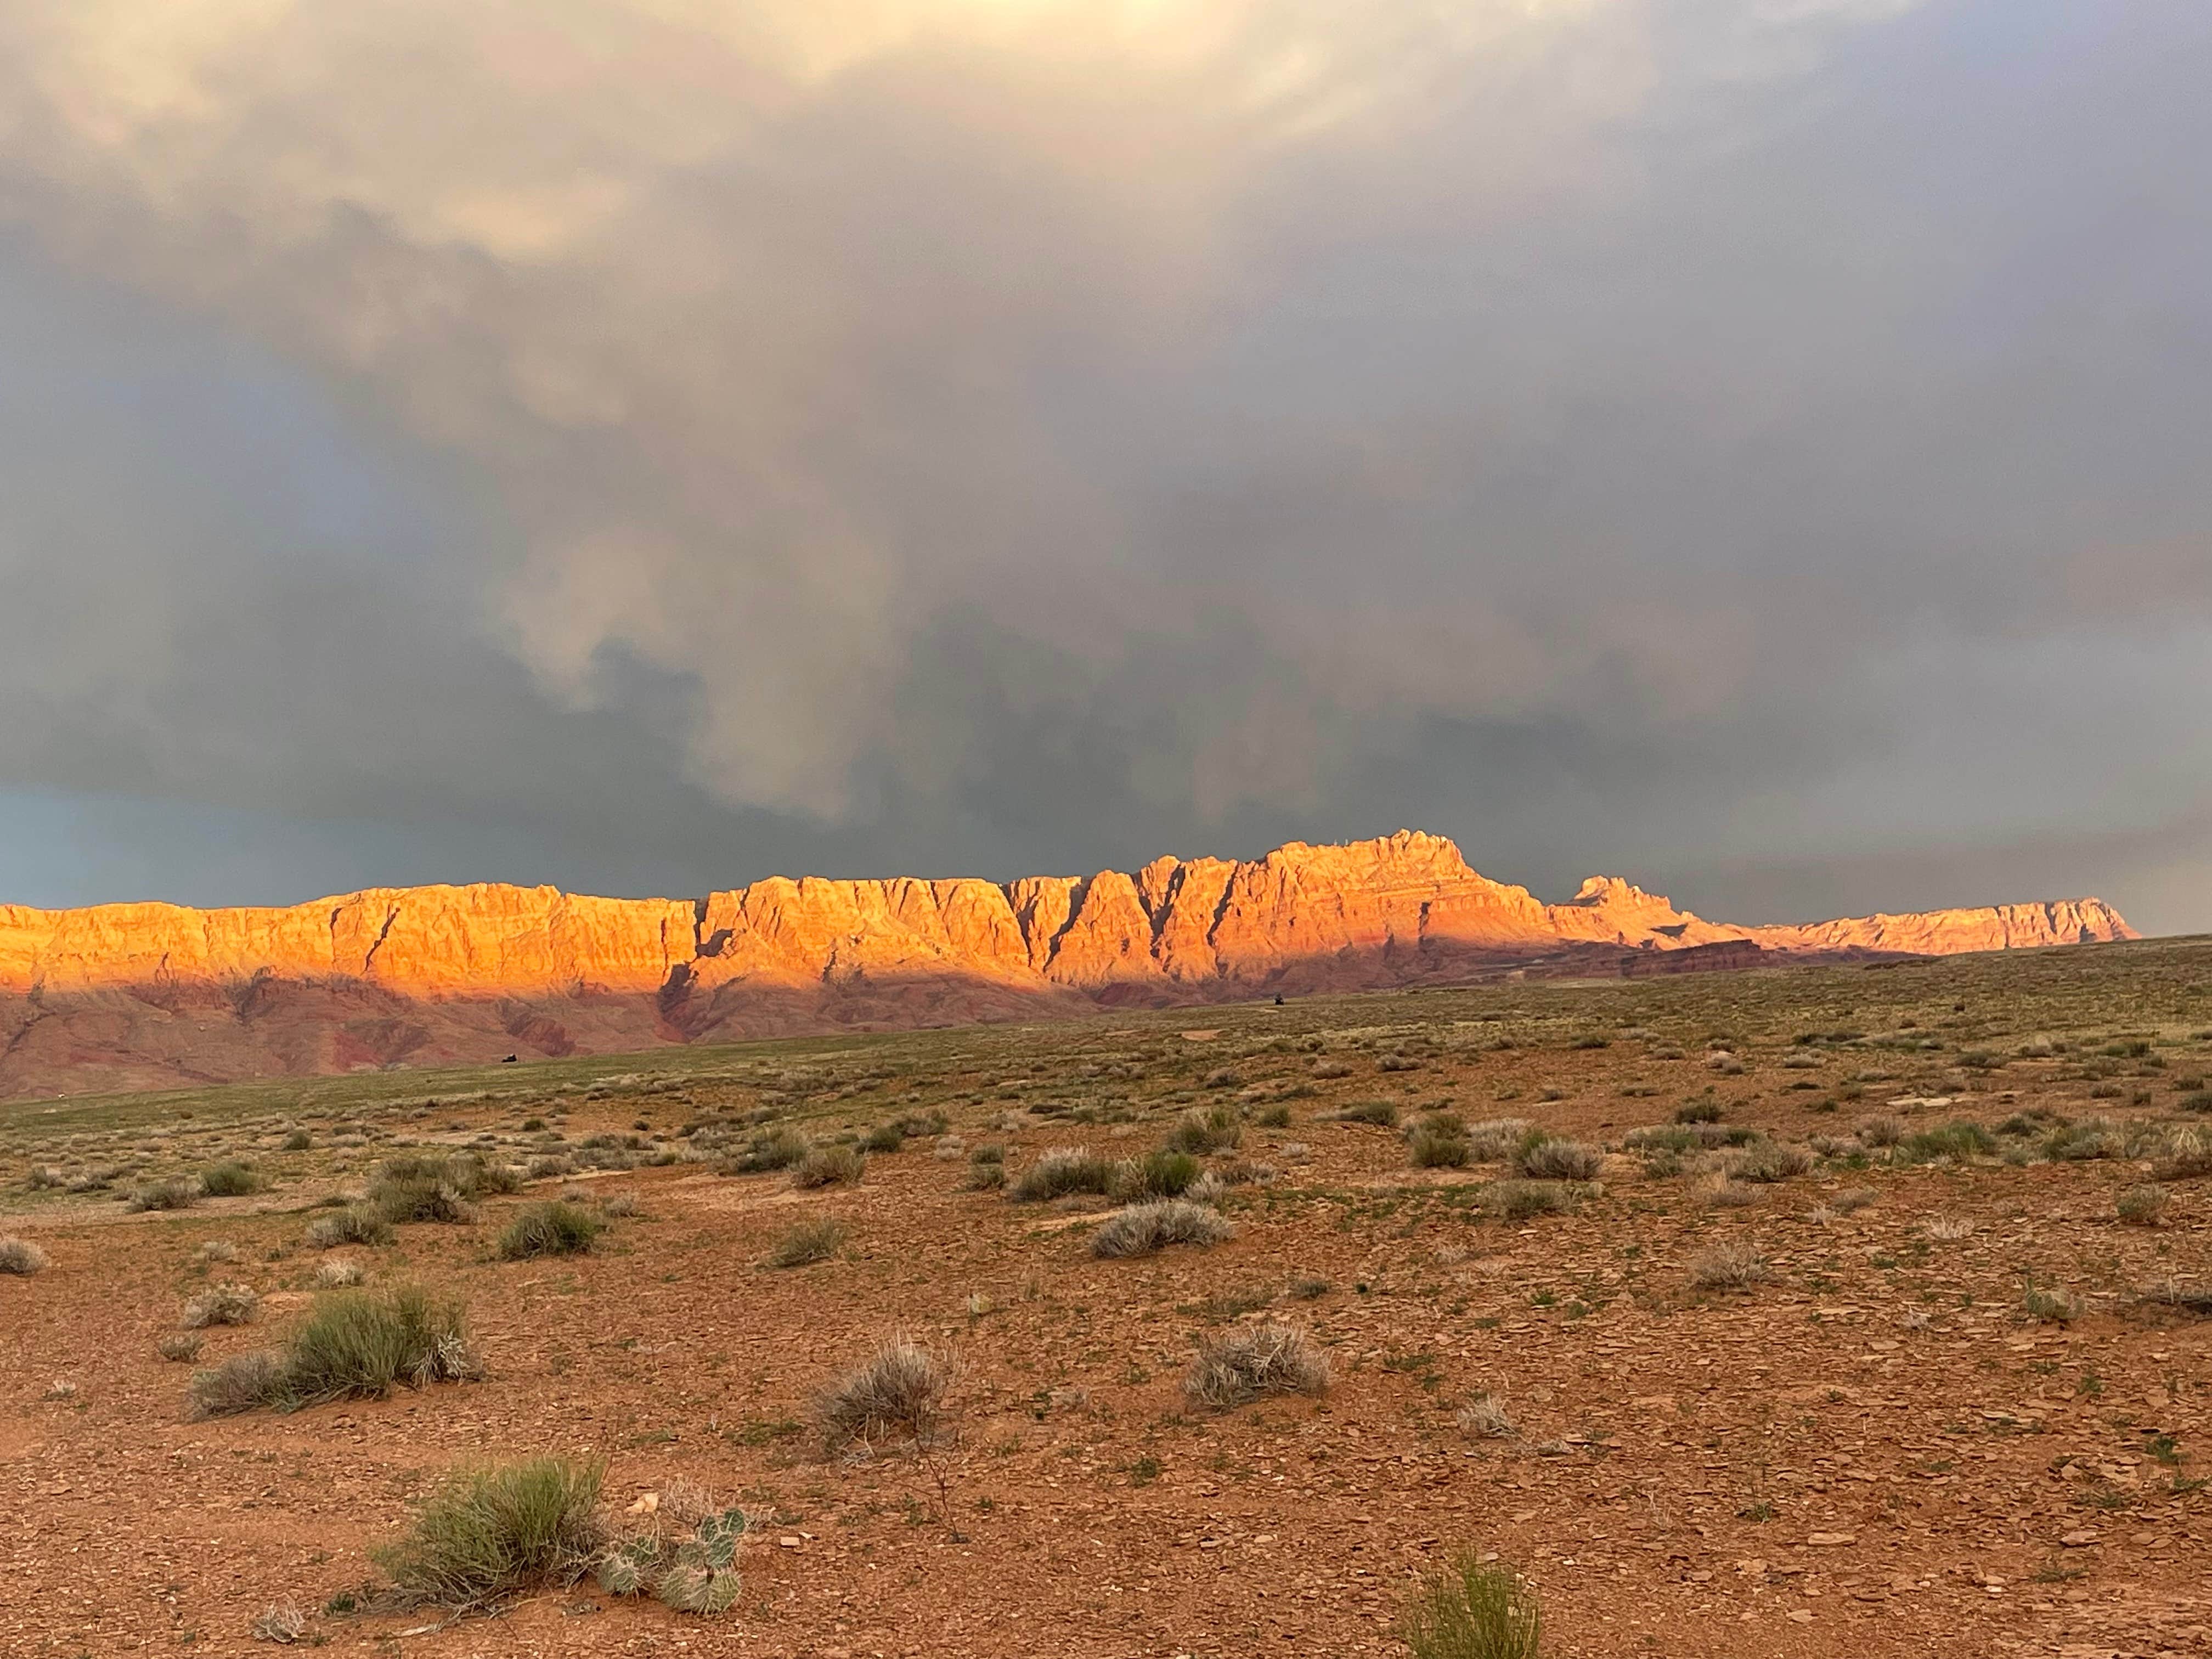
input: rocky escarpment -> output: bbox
[0,831,2136,1099]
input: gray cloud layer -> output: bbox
[0,0,2206,929]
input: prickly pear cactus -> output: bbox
[654,1508,747,1615]
[595,1534,663,1597]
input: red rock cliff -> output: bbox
[0,831,2136,1098]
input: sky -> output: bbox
[0,0,2206,933]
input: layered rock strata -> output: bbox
[0,831,2135,1098]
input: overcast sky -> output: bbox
[0,1,2205,932]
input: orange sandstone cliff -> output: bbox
[0,831,2135,1099]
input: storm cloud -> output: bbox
[0,0,2206,929]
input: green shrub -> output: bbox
[720,1128,811,1175]
[1164,1104,1243,1154]
[1482,1180,1573,1222]
[1008,1148,1115,1202]
[1408,1113,1471,1169]
[1401,1552,1541,1659]
[1091,1199,1234,1259]
[1513,1138,1602,1181]
[306,1207,395,1249]
[1110,1149,1201,1201]
[281,1129,314,1152]
[367,1154,498,1224]
[860,1122,907,1154]
[1729,1141,1813,1183]
[374,1457,606,1612]
[1674,1099,1724,1124]
[793,1144,865,1188]
[496,1201,602,1260]
[765,1217,845,1268]
[188,1285,477,1418]
[1898,1120,1996,1164]
[1329,1100,1400,1128]
[199,1160,261,1198]
[127,1177,199,1212]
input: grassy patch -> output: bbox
[188,1285,477,1418]
[374,1457,607,1613]
[1402,1552,1541,1659]
[764,1217,847,1268]
[1091,1199,1234,1259]
[496,1200,603,1260]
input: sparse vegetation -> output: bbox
[373,1456,606,1612]
[815,1337,953,1451]
[793,1144,866,1187]
[765,1217,847,1267]
[181,1280,259,1328]
[0,1236,48,1275]
[1091,1199,1234,1258]
[496,1200,603,1260]
[1408,1113,1472,1168]
[1008,1147,1116,1202]
[1455,1396,1517,1438]
[188,1285,477,1418]
[198,1159,261,1197]
[1513,1137,1602,1181]
[2117,1183,2170,1226]
[1688,1240,1771,1290]
[306,1208,395,1249]
[1186,1322,1329,1407]
[1401,1551,1542,1659]
[1482,1180,1575,1221]
[127,1177,200,1212]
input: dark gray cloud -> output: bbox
[0,0,2205,930]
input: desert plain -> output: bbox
[3,934,2209,1657]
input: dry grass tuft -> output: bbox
[792,1144,866,1188]
[1687,1239,1771,1290]
[251,1599,306,1644]
[2117,1183,2170,1226]
[181,1280,261,1328]
[1185,1321,1329,1408]
[306,1208,395,1249]
[1455,1396,1517,1438]
[0,1236,48,1276]
[1091,1199,1234,1259]
[764,1217,846,1268]
[1514,1137,1603,1181]
[815,1337,954,1452]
